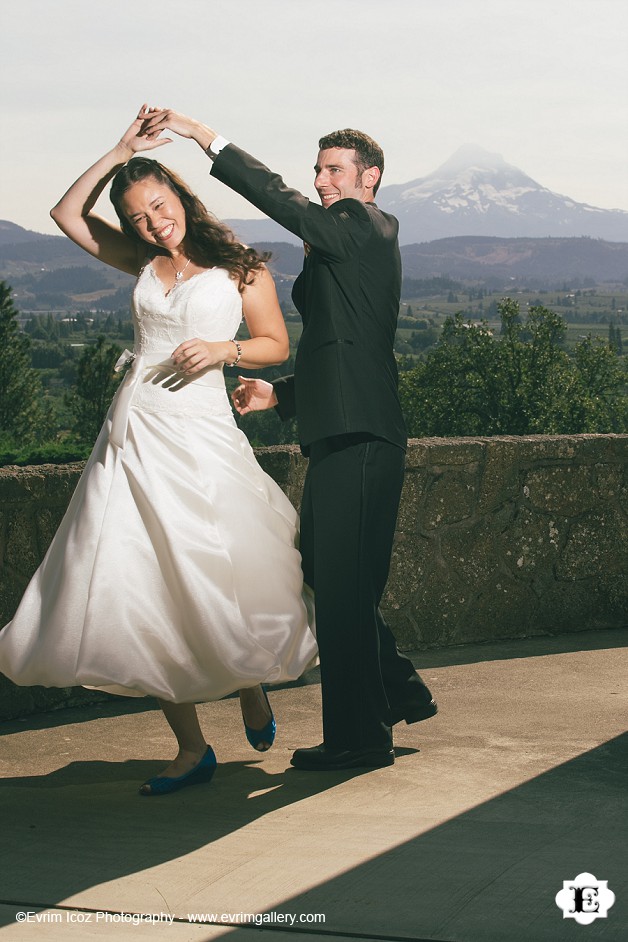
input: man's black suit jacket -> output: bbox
[211,144,407,451]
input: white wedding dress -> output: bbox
[0,263,317,702]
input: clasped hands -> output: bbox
[118,104,213,156]
[125,103,217,156]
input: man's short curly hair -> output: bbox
[318,129,385,195]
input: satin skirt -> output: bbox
[0,402,317,702]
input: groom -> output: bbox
[142,110,437,770]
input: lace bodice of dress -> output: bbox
[119,263,243,422]
[132,262,243,354]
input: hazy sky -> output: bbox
[3,0,627,235]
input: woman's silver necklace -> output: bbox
[169,255,192,283]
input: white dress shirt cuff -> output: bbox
[209,135,230,158]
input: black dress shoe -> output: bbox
[390,698,438,726]
[290,743,395,771]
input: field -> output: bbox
[20,284,628,429]
[396,286,628,353]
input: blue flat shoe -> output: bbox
[243,686,276,752]
[139,745,217,796]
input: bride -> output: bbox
[0,105,317,796]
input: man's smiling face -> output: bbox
[314,147,378,208]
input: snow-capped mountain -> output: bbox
[377,145,628,244]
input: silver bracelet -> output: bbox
[229,339,242,366]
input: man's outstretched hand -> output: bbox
[231,376,278,415]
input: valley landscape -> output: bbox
[2,145,628,314]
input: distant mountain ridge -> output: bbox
[0,223,303,311]
[0,220,51,245]
[0,224,303,279]
[400,236,628,285]
[2,223,627,312]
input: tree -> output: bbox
[567,335,628,432]
[399,299,628,437]
[608,321,624,356]
[66,335,123,443]
[0,280,54,444]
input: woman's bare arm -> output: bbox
[50,105,171,274]
[171,267,289,373]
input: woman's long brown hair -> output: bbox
[110,158,269,290]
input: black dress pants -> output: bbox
[299,434,431,751]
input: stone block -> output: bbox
[557,509,628,580]
[535,575,628,633]
[440,509,514,587]
[593,463,624,501]
[0,569,28,627]
[523,465,598,516]
[577,433,625,460]
[41,463,84,500]
[393,567,467,648]
[500,506,564,581]
[477,440,523,514]
[382,608,423,651]
[423,467,480,529]
[0,674,114,721]
[422,438,485,467]
[608,434,628,459]
[35,507,67,557]
[4,509,40,579]
[0,469,42,502]
[459,575,539,643]
[404,439,432,469]
[396,470,429,532]
[491,434,572,458]
[0,675,38,719]
[387,532,439,612]
[256,446,306,509]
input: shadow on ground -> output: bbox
[0,630,626,941]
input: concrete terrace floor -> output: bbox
[0,628,627,942]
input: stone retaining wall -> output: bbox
[1,435,626,719]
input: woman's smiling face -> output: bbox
[120,177,187,250]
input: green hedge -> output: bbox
[0,442,91,467]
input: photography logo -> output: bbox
[555,872,615,925]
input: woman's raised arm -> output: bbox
[50,105,171,275]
